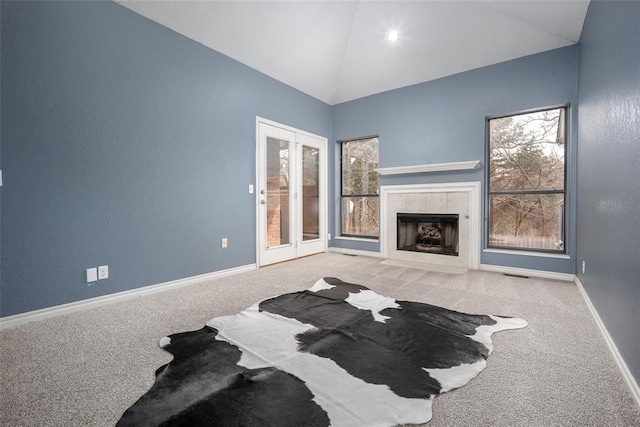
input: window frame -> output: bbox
[485,105,568,254]
[339,135,380,239]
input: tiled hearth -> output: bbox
[379,182,481,269]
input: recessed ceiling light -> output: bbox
[387,30,399,42]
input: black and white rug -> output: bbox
[118,277,527,426]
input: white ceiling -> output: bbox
[115,0,590,105]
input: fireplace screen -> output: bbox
[397,213,459,256]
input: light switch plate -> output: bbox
[249,184,254,194]
[86,268,98,283]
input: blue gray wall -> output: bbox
[577,0,640,386]
[331,47,579,274]
[0,1,331,316]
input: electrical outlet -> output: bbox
[582,260,586,275]
[222,238,228,248]
[98,265,109,280]
[86,268,98,283]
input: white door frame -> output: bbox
[256,117,328,266]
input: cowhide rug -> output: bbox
[118,277,527,426]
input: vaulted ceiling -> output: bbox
[116,0,590,105]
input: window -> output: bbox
[487,107,566,252]
[341,136,379,238]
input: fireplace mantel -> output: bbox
[377,160,481,176]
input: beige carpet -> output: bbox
[1,252,639,426]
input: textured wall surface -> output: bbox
[331,47,579,273]
[577,0,640,385]
[0,1,331,316]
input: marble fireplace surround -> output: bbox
[379,182,481,269]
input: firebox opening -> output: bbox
[397,213,459,256]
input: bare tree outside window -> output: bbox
[488,107,566,252]
[341,137,379,238]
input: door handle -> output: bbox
[260,200,266,205]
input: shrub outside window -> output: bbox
[487,107,566,252]
[341,136,379,238]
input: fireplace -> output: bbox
[380,182,481,269]
[397,213,459,256]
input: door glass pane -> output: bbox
[302,146,319,241]
[266,137,290,248]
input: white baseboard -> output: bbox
[479,263,575,281]
[328,247,381,258]
[0,264,257,330]
[575,277,640,407]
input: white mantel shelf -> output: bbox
[377,160,481,176]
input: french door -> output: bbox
[256,119,327,266]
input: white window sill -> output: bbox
[334,236,379,243]
[483,248,570,259]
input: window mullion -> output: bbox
[488,189,565,196]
